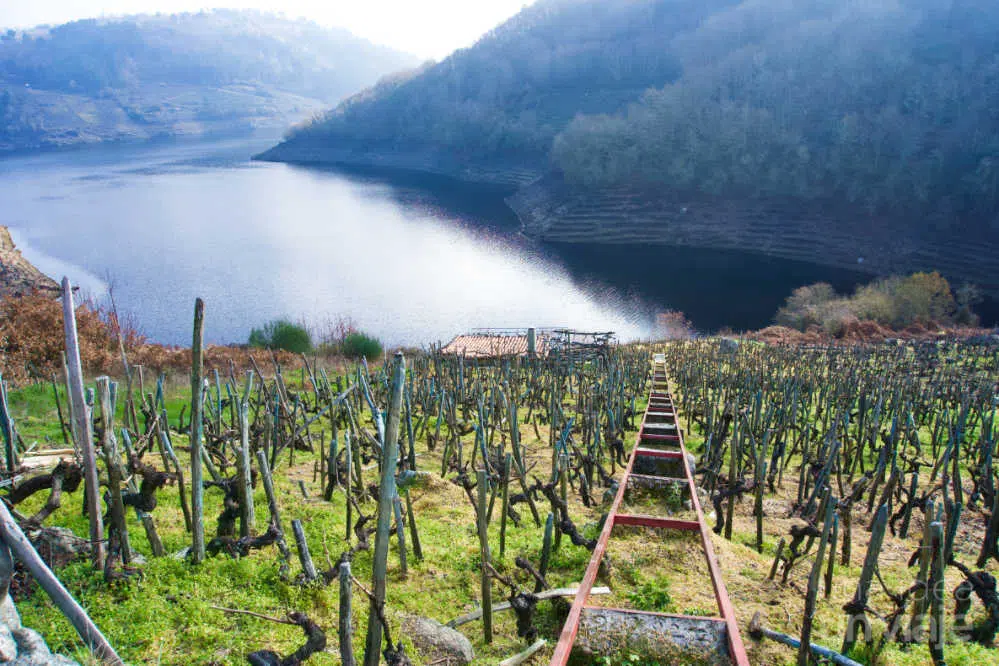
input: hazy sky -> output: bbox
[0,1,538,59]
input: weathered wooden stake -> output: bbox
[393,495,407,578]
[404,489,423,561]
[0,377,17,473]
[500,453,511,559]
[345,431,353,543]
[61,277,104,570]
[97,378,131,569]
[798,496,836,666]
[842,504,888,655]
[255,449,292,573]
[537,512,554,594]
[978,486,999,567]
[824,514,839,599]
[237,375,255,538]
[292,519,318,582]
[929,522,946,665]
[477,468,493,644]
[339,556,355,666]
[363,352,405,666]
[725,426,739,541]
[899,471,918,539]
[190,298,206,564]
[909,499,936,642]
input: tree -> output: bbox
[247,319,312,354]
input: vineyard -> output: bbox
[0,289,997,665]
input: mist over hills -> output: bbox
[0,10,419,152]
[262,0,999,294]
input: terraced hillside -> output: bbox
[508,176,999,296]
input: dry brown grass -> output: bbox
[0,292,353,385]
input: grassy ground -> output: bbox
[7,359,999,666]
[681,427,999,666]
[7,374,634,666]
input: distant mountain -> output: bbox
[262,0,999,296]
[0,10,419,152]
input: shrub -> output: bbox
[0,292,118,384]
[655,310,695,340]
[776,272,967,332]
[890,272,955,327]
[775,283,835,330]
[247,319,312,354]
[340,331,383,360]
[627,575,674,612]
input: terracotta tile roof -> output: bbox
[441,334,549,358]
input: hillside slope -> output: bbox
[261,0,999,294]
[0,10,418,153]
[260,0,735,184]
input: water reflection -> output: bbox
[0,139,655,346]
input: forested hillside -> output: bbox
[554,0,999,219]
[0,10,418,152]
[269,0,999,222]
[268,0,735,164]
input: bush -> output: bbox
[627,575,674,613]
[0,292,119,384]
[248,319,312,354]
[776,272,967,332]
[775,283,835,330]
[340,332,383,360]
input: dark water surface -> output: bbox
[1,137,896,346]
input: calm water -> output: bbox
[1,137,904,346]
[0,137,660,346]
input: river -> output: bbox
[0,136,876,346]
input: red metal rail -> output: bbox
[549,355,751,666]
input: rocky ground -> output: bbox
[0,227,58,299]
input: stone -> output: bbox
[26,528,89,567]
[576,607,730,665]
[0,585,80,665]
[401,615,474,665]
[12,627,50,658]
[0,623,18,662]
[0,227,60,299]
[171,547,192,561]
[0,598,22,632]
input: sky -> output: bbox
[0,0,538,59]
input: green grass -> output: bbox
[9,372,632,665]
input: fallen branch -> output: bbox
[498,638,547,666]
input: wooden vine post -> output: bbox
[237,373,255,538]
[97,378,131,570]
[190,297,206,564]
[928,522,946,665]
[477,468,494,643]
[363,352,405,666]
[0,377,17,472]
[842,503,888,655]
[339,556,356,666]
[798,495,836,666]
[60,277,104,570]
